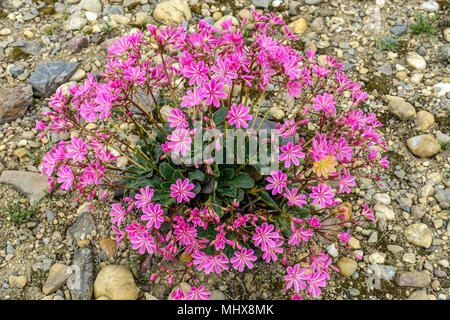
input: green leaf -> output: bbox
[288,206,310,218]
[188,170,205,182]
[221,168,234,181]
[231,173,255,189]
[217,187,237,198]
[192,182,201,194]
[159,162,175,180]
[212,107,228,125]
[258,190,278,208]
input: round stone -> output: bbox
[404,223,433,248]
[94,265,138,300]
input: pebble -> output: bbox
[79,0,103,13]
[407,135,441,158]
[420,1,439,12]
[404,223,433,248]
[374,203,396,221]
[99,238,117,260]
[9,275,27,288]
[406,52,427,70]
[416,110,434,131]
[42,263,73,295]
[288,18,307,34]
[153,0,192,25]
[94,265,138,300]
[385,95,416,121]
[396,271,431,287]
[337,257,357,277]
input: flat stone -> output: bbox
[390,25,408,36]
[66,35,89,53]
[252,0,270,9]
[337,257,357,277]
[404,223,433,248]
[99,239,117,260]
[66,211,96,245]
[288,18,307,34]
[385,95,416,120]
[0,85,33,124]
[94,265,138,300]
[406,52,426,70]
[420,1,439,12]
[28,61,79,97]
[374,203,396,221]
[396,271,431,287]
[416,110,434,131]
[407,135,441,158]
[9,275,27,288]
[67,247,94,300]
[153,0,192,25]
[79,0,102,12]
[42,263,73,295]
[0,170,48,203]
[435,189,450,209]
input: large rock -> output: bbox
[79,0,102,13]
[66,211,96,245]
[404,223,433,248]
[0,85,33,124]
[94,265,138,300]
[435,189,450,209]
[374,203,395,221]
[396,271,431,287]
[406,52,426,70]
[153,0,192,25]
[0,170,48,203]
[67,247,94,300]
[416,110,434,131]
[288,18,307,34]
[337,257,357,277]
[385,95,416,120]
[11,41,43,56]
[28,61,79,97]
[42,263,73,295]
[407,135,441,158]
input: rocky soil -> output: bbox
[0,0,448,300]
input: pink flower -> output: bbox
[288,225,314,246]
[283,188,307,207]
[170,178,196,203]
[110,203,127,226]
[379,156,389,168]
[309,183,335,208]
[230,248,257,272]
[266,170,287,195]
[338,170,356,194]
[181,87,206,108]
[123,66,146,85]
[193,252,229,275]
[279,142,305,168]
[135,186,154,208]
[186,286,211,300]
[56,165,74,190]
[284,264,310,294]
[130,231,156,254]
[183,61,209,86]
[170,287,185,300]
[252,223,279,252]
[227,103,252,128]
[66,136,88,163]
[307,271,327,298]
[362,202,376,222]
[167,108,188,130]
[203,78,227,107]
[338,232,351,243]
[141,203,164,229]
[111,224,124,245]
[312,93,336,114]
[211,56,237,87]
[167,129,192,156]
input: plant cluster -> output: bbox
[37,11,389,300]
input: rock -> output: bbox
[410,73,423,84]
[67,14,87,31]
[214,16,239,30]
[369,252,386,264]
[407,135,441,158]
[390,25,408,36]
[435,189,450,209]
[411,204,426,220]
[42,263,74,295]
[326,244,339,258]
[396,271,431,287]
[408,290,430,300]
[66,35,89,53]
[79,0,102,12]
[444,28,450,43]
[144,292,158,300]
[406,52,426,70]
[432,82,450,97]
[374,193,391,205]
[377,62,392,76]
[9,64,25,78]
[385,95,416,120]
[9,275,27,288]
[305,0,323,4]
[136,12,150,25]
[0,85,33,124]
[153,0,192,25]
[416,110,434,131]
[420,1,439,12]
[337,257,357,277]
[395,71,408,80]
[66,211,96,245]
[99,239,117,260]
[348,237,360,249]
[67,247,94,300]
[374,203,395,220]
[11,41,43,56]
[404,223,433,248]
[436,131,450,144]
[0,28,12,36]
[387,245,404,254]
[94,265,138,300]
[209,289,225,300]
[288,18,307,34]
[70,69,86,82]
[110,14,131,25]
[28,61,79,97]
[0,170,48,203]
[100,37,120,51]
[421,183,435,197]
[270,107,285,121]
[252,0,270,9]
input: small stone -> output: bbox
[66,211,96,245]
[79,0,102,13]
[42,263,73,295]
[110,14,131,25]
[374,193,391,205]
[144,292,158,300]
[374,203,395,221]
[395,71,408,81]
[99,239,117,260]
[94,265,138,300]
[385,95,416,120]
[78,239,90,248]
[0,85,33,124]
[326,244,339,258]
[337,257,357,277]
[270,107,285,121]
[136,12,150,25]
[406,52,427,70]
[387,245,404,254]
[416,110,434,131]
[67,247,94,300]
[390,25,408,36]
[9,275,27,288]
[288,18,307,34]
[408,290,429,300]
[433,82,450,97]
[213,16,239,30]
[435,189,450,209]
[444,28,450,43]
[252,0,270,9]
[404,223,433,248]
[403,253,416,264]
[0,170,48,203]
[407,135,441,158]
[410,73,424,84]
[66,35,89,53]
[369,252,386,264]
[396,271,431,287]
[348,237,360,249]
[153,0,192,25]
[0,28,12,36]
[28,61,79,97]
[420,1,439,12]
[305,0,323,4]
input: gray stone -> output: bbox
[252,0,270,9]
[6,242,14,255]
[0,85,33,124]
[28,61,79,97]
[378,62,392,76]
[66,211,96,245]
[9,64,25,78]
[45,209,55,223]
[396,271,431,287]
[0,170,48,203]
[305,0,323,4]
[390,25,408,36]
[11,41,43,56]
[435,189,450,209]
[104,5,124,16]
[79,0,102,12]
[420,1,439,12]
[67,247,94,300]
[66,35,89,53]
[385,95,416,121]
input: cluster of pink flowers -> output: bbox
[36,10,389,300]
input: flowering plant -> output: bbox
[37,10,389,300]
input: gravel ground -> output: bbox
[0,0,448,300]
